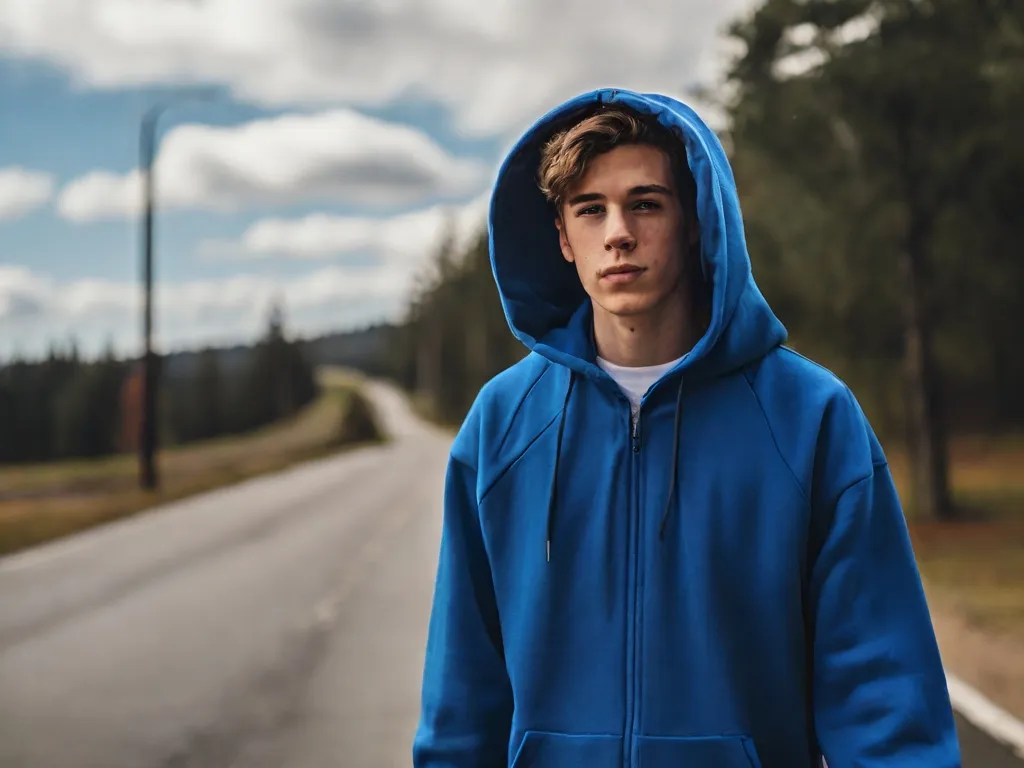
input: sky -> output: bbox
[0,0,757,361]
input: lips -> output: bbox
[602,264,642,276]
[600,264,645,283]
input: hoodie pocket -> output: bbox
[510,730,622,768]
[636,734,763,767]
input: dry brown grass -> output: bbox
[889,436,1024,630]
[889,434,1024,520]
[0,380,383,557]
[884,436,1024,717]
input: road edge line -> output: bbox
[947,672,1024,759]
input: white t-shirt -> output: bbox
[596,354,685,424]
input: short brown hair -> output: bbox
[537,105,694,213]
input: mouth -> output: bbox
[599,264,645,283]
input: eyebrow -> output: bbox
[566,184,674,206]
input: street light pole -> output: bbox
[139,104,162,491]
[137,91,217,491]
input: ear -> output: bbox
[555,214,575,264]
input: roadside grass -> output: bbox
[888,435,1024,637]
[888,435,1024,717]
[0,375,385,557]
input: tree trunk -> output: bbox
[890,107,954,521]
[898,212,954,520]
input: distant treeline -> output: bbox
[381,229,526,426]
[0,305,318,464]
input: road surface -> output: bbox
[0,381,1020,767]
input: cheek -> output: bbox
[564,224,604,269]
[640,221,684,266]
[646,217,683,248]
[566,221,602,252]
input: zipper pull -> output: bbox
[631,407,641,452]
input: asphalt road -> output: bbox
[0,381,1020,767]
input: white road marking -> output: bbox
[947,673,1024,759]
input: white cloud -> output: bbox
[0,192,490,358]
[56,169,142,222]
[56,109,487,221]
[0,0,759,138]
[0,263,413,360]
[0,167,54,221]
[198,192,489,263]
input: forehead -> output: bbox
[572,143,676,193]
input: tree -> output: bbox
[51,354,126,460]
[388,216,526,426]
[232,300,319,432]
[193,348,224,440]
[722,0,1023,518]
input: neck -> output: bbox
[592,287,701,368]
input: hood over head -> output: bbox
[488,88,786,381]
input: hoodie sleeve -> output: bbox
[808,456,962,766]
[412,452,513,768]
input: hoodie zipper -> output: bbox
[625,403,642,767]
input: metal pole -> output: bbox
[139,106,161,491]
[136,90,217,491]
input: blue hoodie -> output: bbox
[413,88,960,768]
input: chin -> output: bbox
[593,292,659,317]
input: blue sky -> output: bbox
[0,0,753,361]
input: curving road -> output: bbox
[0,381,1020,767]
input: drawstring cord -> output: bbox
[546,371,575,562]
[545,371,684,560]
[659,378,685,540]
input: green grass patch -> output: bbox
[0,379,385,557]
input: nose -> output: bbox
[604,210,636,252]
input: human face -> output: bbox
[555,143,693,320]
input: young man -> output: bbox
[412,88,961,767]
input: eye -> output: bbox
[575,205,604,217]
[634,200,661,211]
